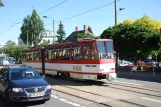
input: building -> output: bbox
[64,25,94,43]
[40,30,56,44]
[18,30,57,46]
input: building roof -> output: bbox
[64,30,94,43]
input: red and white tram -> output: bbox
[22,39,117,81]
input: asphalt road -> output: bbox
[0,91,105,107]
[0,74,161,107]
[115,77,161,89]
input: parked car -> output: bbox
[1,60,9,66]
[144,59,158,67]
[120,61,134,66]
[0,65,51,103]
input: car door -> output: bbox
[0,68,9,94]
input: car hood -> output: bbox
[10,78,49,88]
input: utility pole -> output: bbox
[114,0,119,66]
[53,19,55,43]
[114,0,117,25]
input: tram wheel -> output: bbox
[61,72,70,80]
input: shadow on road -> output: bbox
[0,96,45,107]
[45,74,108,87]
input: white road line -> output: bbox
[51,94,85,107]
[141,97,161,103]
[115,81,143,86]
[51,95,59,98]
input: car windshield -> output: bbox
[10,69,42,80]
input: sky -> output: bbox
[0,0,160,46]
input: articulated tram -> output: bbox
[22,39,117,81]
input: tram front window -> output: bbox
[97,41,114,59]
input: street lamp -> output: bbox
[43,16,56,43]
[114,0,125,66]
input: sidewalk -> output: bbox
[116,70,161,82]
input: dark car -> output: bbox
[0,65,51,103]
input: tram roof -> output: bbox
[23,39,113,51]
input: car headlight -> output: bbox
[46,85,51,89]
[12,88,23,92]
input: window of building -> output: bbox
[83,43,90,60]
[62,46,70,60]
[48,39,50,43]
[71,45,81,60]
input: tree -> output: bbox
[20,9,45,46]
[0,0,4,7]
[40,40,50,46]
[101,15,161,60]
[87,26,93,34]
[3,40,27,63]
[57,21,66,43]
[77,33,94,39]
[0,48,2,53]
[3,40,16,57]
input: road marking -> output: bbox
[141,97,161,103]
[115,80,143,86]
[51,95,59,98]
[51,94,85,107]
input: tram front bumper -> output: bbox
[106,72,117,81]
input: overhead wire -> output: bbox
[49,0,121,24]
[0,0,68,35]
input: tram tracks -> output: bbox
[71,79,161,98]
[102,81,161,98]
[52,85,146,107]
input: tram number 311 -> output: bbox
[73,65,82,71]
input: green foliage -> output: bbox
[0,0,4,7]
[40,40,50,46]
[3,40,27,63]
[87,26,93,34]
[101,15,161,59]
[94,36,101,39]
[0,48,2,53]
[57,21,66,43]
[77,33,94,38]
[20,9,45,46]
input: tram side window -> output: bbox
[83,43,90,60]
[33,50,40,60]
[29,51,33,60]
[71,45,81,60]
[92,42,98,60]
[26,51,32,60]
[105,41,114,59]
[47,48,55,60]
[22,52,26,60]
[62,46,70,60]
[55,47,62,60]
[97,41,107,59]
[47,49,52,60]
